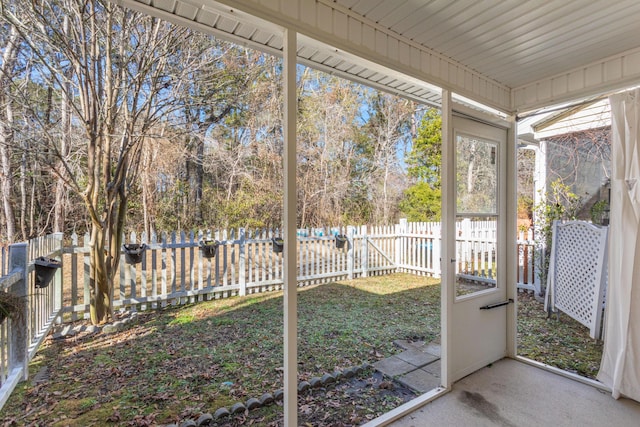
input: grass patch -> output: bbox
[1,273,439,426]
[0,276,603,426]
[168,311,196,326]
[517,291,603,379]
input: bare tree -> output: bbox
[2,0,190,323]
[2,0,422,252]
[52,14,72,234]
[364,92,413,225]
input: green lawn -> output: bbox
[517,291,603,379]
[0,274,602,426]
[1,274,439,426]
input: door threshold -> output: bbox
[361,385,449,427]
[515,355,610,392]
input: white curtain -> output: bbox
[597,89,640,402]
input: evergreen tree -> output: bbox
[400,108,442,221]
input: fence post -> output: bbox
[361,225,368,278]
[433,223,442,277]
[347,226,355,280]
[128,231,137,312]
[53,232,63,316]
[8,242,29,381]
[528,229,539,295]
[239,228,246,296]
[396,219,407,271]
[535,248,543,296]
[151,231,159,308]
[161,232,168,308]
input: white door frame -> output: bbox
[441,91,518,388]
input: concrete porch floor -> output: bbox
[388,358,640,427]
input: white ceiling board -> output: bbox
[174,1,199,19]
[118,0,449,107]
[339,0,640,91]
[115,0,640,113]
[400,1,485,41]
[348,0,388,18]
[116,0,509,110]
[390,1,452,39]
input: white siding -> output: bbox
[514,47,640,113]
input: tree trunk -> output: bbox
[142,145,153,238]
[0,141,15,243]
[89,226,111,324]
[195,138,204,224]
[54,17,72,234]
[19,135,28,239]
[0,25,19,243]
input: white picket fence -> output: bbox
[60,221,537,320]
[0,234,63,410]
[517,228,537,292]
[0,222,536,409]
[395,219,537,290]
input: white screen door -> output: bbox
[449,114,508,381]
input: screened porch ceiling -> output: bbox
[119,0,640,115]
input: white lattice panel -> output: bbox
[547,221,608,339]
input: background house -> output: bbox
[519,99,612,225]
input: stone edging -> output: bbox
[51,312,140,339]
[160,362,372,427]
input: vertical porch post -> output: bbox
[440,89,453,389]
[282,27,298,427]
[506,118,518,358]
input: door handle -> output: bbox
[479,299,514,310]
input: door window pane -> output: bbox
[455,217,498,297]
[456,134,497,215]
[455,133,499,297]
